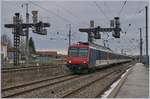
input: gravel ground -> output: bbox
[10,73,106,98]
[2,65,70,89]
[2,62,133,98]
[9,63,130,98]
[2,75,77,98]
[66,72,122,98]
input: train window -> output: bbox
[79,48,88,57]
[69,48,78,56]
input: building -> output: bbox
[57,54,67,60]
[36,51,67,63]
[36,51,58,62]
[1,43,8,64]
[7,47,21,63]
[1,42,23,64]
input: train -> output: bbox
[66,42,133,73]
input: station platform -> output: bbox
[116,63,149,98]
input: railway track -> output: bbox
[63,67,129,98]
[50,63,131,98]
[58,64,130,98]
[2,65,65,73]
[61,71,115,98]
[2,74,76,98]
[2,63,133,98]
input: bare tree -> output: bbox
[1,34,12,48]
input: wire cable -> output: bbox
[93,1,110,21]
[29,1,76,25]
[118,0,127,16]
[104,2,114,17]
[54,2,89,27]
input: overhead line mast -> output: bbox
[69,24,71,46]
[22,3,30,64]
[145,6,149,66]
[4,11,50,65]
[139,28,143,62]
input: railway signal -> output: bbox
[4,12,50,65]
[79,17,121,43]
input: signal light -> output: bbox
[112,32,120,38]
[94,26,101,39]
[83,61,86,64]
[94,32,101,39]
[32,11,38,24]
[32,21,48,35]
[112,28,121,38]
[112,17,121,38]
[69,60,71,63]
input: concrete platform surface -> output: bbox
[116,63,149,98]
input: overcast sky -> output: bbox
[1,0,149,55]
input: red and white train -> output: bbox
[66,42,133,73]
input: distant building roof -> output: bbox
[57,54,67,58]
[1,42,7,47]
[36,51,57,57]
[7,47,20,53]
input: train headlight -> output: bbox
[69,60,71,63]
[83,61,86,64]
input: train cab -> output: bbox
[66,42,90,73]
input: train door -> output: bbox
[89,49,96,68]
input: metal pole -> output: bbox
[145,6,149,66]
[89,20,94,43]
[13,13,21,66]
[103,40,106,47]
[69,24,71,46]
[25,3,29,64]
[140,28,142,63]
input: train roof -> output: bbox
[69,42,89,48]
[81,42,132,57]
[70,42,132,58]
[70,42,112,52]
[88,42,112,52]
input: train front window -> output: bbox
[69,48,78,56]
[79,48,88,57]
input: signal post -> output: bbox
[4,11,50,65]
